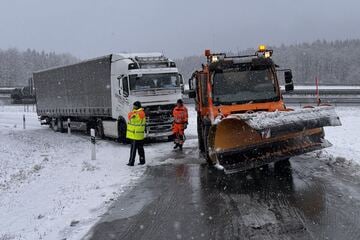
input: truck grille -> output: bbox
[145,104,175,134]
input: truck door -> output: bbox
[198,73,208,108]
[118,76,129,97]
[117,76,130,106]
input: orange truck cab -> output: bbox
[188,46,341,173]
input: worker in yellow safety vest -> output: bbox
[126,101,146,166]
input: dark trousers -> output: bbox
[128,140,145,165]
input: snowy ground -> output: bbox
[0,106,197,240]
[322,107,360,164]
[0,105,359,240]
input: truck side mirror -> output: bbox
[184,77,196,98]
[179,74,184,93]
[188,77,196,90]
[188,90,196,98]
[284,70,294,92]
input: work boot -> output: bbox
[139,158,145,165]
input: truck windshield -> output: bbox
[129,73,180,91]
[212,68,278,104]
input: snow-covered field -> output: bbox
[0,105,359,240]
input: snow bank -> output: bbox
[323,107,360,165]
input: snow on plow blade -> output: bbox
[207,106,341,173]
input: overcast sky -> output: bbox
[1,0,360,59]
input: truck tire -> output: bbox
[197,116,205,152]
[274,158,291,176]
[51,118,59,132]
[57,118,65,133]
[86,121,96,135]
[168,134,175,142]
[96,120,105,139]
[117,118,128,144]
[202,124,213,165]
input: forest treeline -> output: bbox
[1,39,360,87]
[0,48,78,86]
[176,39,360,85]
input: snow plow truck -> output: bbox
[188,46,341,173]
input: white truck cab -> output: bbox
[108,53,183,140]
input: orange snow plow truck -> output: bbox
[188,46,341,173]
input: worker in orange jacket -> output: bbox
[172,99,188,150]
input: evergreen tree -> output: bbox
[176,39,360,85]
[0,48,78,87]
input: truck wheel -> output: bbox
[274,158,291,176]
[118,119,127,144]
[86,121,98,135]
[168,134,175,142]
[202,125,213,165]
[197,116,205,152]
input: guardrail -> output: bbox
[282,86,360,106]
[183,85,360,106]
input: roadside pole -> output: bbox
[91,129,96,160]
[67,118,71,135]
[23,114,26,129]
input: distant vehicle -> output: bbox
[10,78,36,104]
[33,53,183,141]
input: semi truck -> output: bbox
[34,53,183,141]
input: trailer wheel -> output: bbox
[117,118,128,144]
[51,118,59,132]
[96,120,105,139]
[57,118,65,133]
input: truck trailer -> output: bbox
[34,53,183,141]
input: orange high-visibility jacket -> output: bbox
[172,105,188,124]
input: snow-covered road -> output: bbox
[0,105,359,239]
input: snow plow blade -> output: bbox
[207,106,341,173]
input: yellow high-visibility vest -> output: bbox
[126,108,146,140]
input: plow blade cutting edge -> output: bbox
[207,106,342,173]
